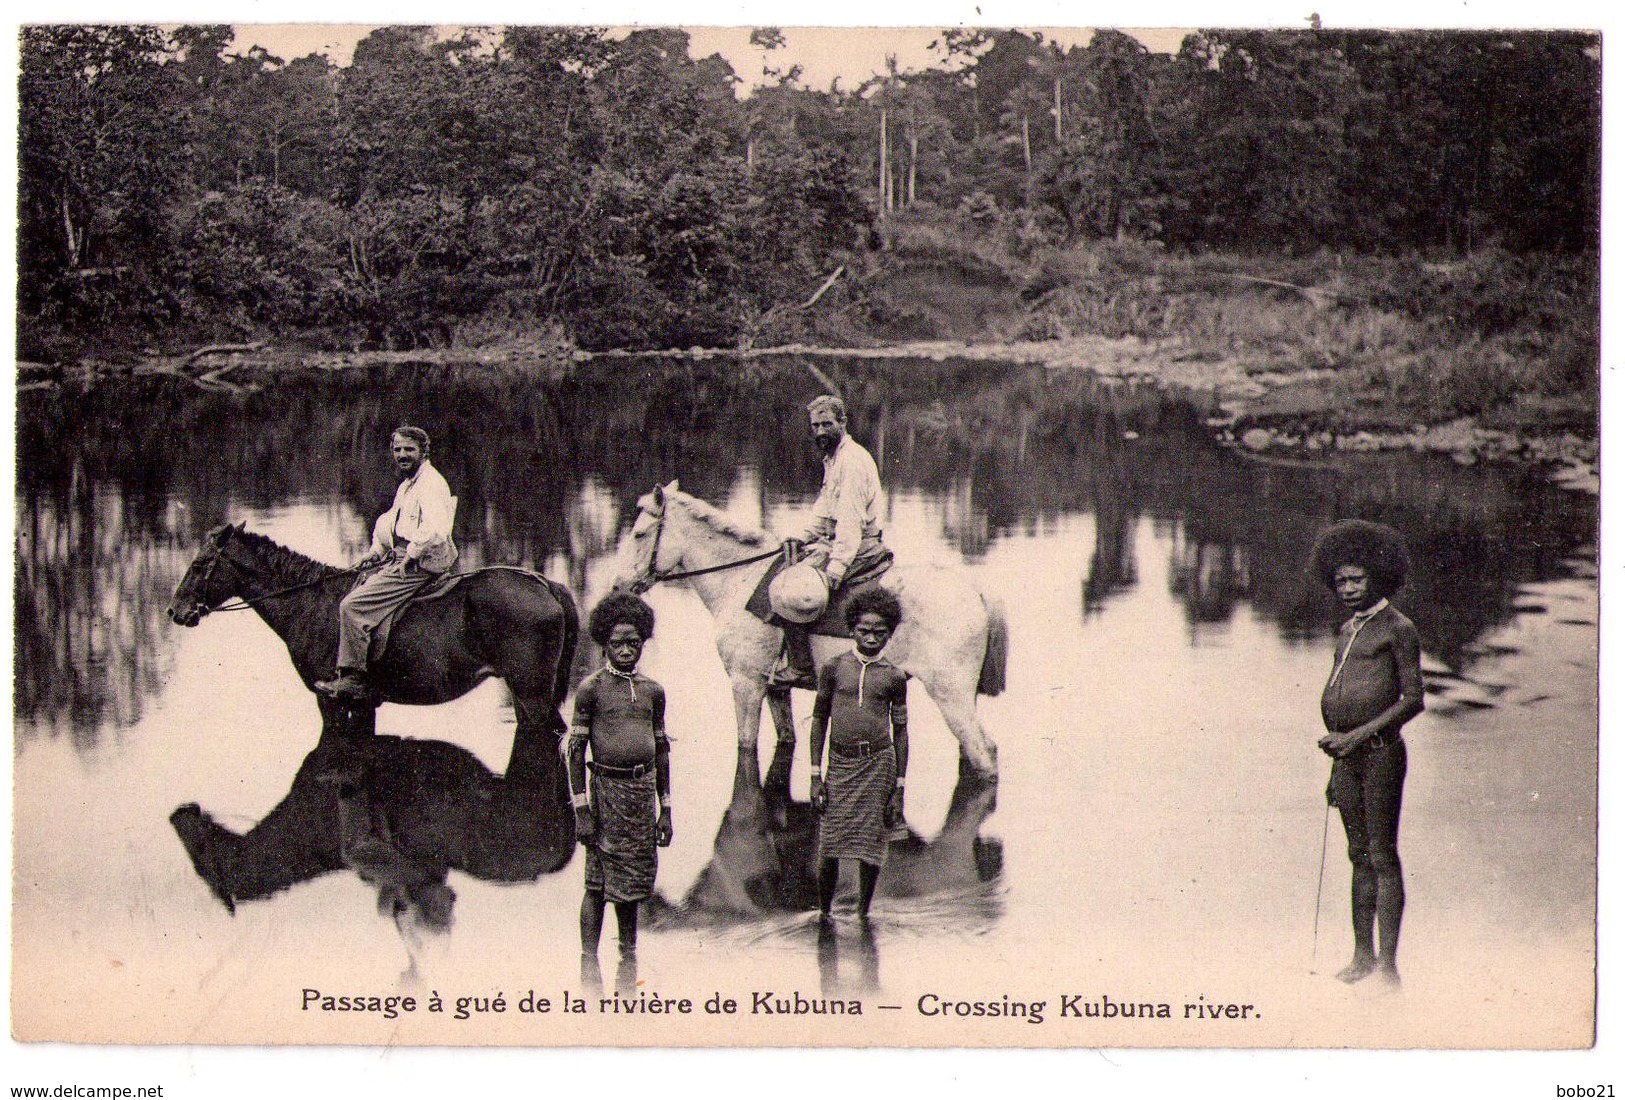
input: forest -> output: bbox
[18,24,1601,414]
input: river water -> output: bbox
[12,356,1597,1047]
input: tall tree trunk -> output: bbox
[1054,75,1062,141]
[878,107,888,218]
[908,133,918,206]
[61,188,80,270]
[1022,115,1031,173]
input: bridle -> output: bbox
[631,497,779,592]
[179,535,363,618]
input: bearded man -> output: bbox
[770,394,889,688]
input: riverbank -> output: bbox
[591,332,1600,487]
[20,320,1599,493]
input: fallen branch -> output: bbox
[63,265,131,280]
[1222,272,1338,310]
[800,265,846,310]
[185,340,266,366]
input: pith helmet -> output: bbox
[769,563,829,624]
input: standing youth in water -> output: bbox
[566,594,673,992]
[1312,520,1424,989]
[810,587,909,922]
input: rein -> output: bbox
[202,545,371,613]
[651,547,780,583]
[639,503,780,586]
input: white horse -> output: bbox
[612,482,1007,778]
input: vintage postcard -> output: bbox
[7,4,1615,1094]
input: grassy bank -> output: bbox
[837,208,1598,438]
[28,207,1597,452]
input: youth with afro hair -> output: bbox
[1310,519,1412,601]
[588,592,656,647]
[843,585,903,632]
[567,590,670,993]
[1309,518,1424,991]
[809,583,909,922]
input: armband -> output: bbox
[572,793,590,809]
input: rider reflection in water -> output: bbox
[810,587,909,923]
[566,594,673,994]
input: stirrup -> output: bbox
[766,657,815,691]
[316,672,371,701]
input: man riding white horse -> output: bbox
[317,425,458,701]
[769,394,891,690]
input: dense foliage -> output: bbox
[17,25,1600,359]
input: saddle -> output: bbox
[355,565,547,663]
[405,570,465,603]
[745,551,894,639]
[352,563,555,605]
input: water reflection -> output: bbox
[15,358,1597,741]
[15,485,191,743]
[168,722,574,937]
[817,918,880,996]
[651,743,1003,934]
[1169,529,1252,630]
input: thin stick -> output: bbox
[1311,800,1332,971]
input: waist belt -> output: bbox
[1359,730,1403,751]
[829,739,891,760]
[589,760,655,779]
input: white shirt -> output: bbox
[369,459,457,572]
[800,433,883,583]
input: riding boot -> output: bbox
[767,627,817,690]
[316,668,370,700]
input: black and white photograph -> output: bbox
[7,2,1614,1092]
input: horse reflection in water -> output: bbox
[164,522,580,962]
[169,718,575,953]
[648,742,1002,995]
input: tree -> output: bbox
[1165,30,1362,248]
[19,27,184,277]
[19,25,191,346]
[1034,31,1161,240]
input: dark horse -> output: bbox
[165,523,579,745]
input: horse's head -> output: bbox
[612,480,682,595]
[167,523,244,626]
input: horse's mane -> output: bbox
[666,490,772,547]
[229,528,346,585]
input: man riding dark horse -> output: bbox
[317,425,458,700]
[770,394,890,689]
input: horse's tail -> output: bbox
[544,578,580,728]
[977,591,1008,697]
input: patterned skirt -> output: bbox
[584,770,658,903]
[818,745,896,867]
